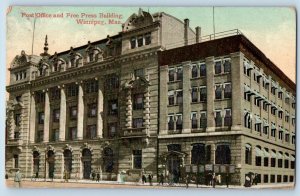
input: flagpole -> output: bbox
[31,17,36,55]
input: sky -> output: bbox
[6,6,296,85]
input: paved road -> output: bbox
[5,179,294,189]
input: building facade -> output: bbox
[6,9,295,186]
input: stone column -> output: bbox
[125,90,132,128]
[77,82,84,140]
[97,79,104,138]
[210,143,216,164]
[231,52,243,130]
[182,61,191,133]
[144,88,151,136]
[159,65,168,135]
[29,93,36,143]
[8,110,15,140]
[43,90,50,142]
[206,57,215,132]
[59,86,66,141]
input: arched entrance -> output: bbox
[47,150,55,179]
[215,144,231,164]
[64,149,72,179]
[33,151,40,178]
[82,149,92,179]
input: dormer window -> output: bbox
[70,56,75,67]
[89,51,94,62]
[145,33,151,45]
[137,35,143,47]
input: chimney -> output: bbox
[184,18,189,46]
[195,26,201,43]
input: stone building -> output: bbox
[158,33,296,185]
[6,9,295,186]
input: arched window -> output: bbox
[215,144,231,164]
[263,148,269,167]
[244,111,251,129]
[33,151,40,176]
[103,148,114,173]
[270,150,276,167]
[255,146,262,166]
[284,153,289,168]
[245,144,251,165]
[64,149,72,173]
[191,143,205,165]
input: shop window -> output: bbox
[133,150,142,169]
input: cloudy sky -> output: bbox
[6,6,296,84]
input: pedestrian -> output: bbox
[96,173,100,182]
[159,173,164,185]
[212,173,216,188]
[252,174,257,185]
[35,171,39,181]
[92,171,96,181]
[185,174,190,189]
[225,174,229,188]
[14,169,22,188]
[64,170,68,182]
[142,174,147,184]
[148,174,153,186]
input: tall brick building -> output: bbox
[5,9,295,186]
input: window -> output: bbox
[15,114,21,126]
[215,85,222,100]
[133,118,143,128]
[168,91,175,105]
[69,106,77,120]
[255,123,261,132]
[279,130,283,140]
[168,68,175,82]
[38,112,45,124]
[200,111,207,128]
[215,144,231,164]
[278,111,283,119]
[278,92,283,99]
[200,63,206,77]
[37,130,44,143]
[199,87,207,102]
[224,83,231,99]
[130,37,136,49]
[263,125,268,135]
[285,134,290,143]
[244,112,251,129]
[224,109,232,126]
[255,146,262,166]
[167,144,181,152]
[51,88,60,100]
[133,150,142,169]
[284,154,289,168]
[191,144,206,165]
[13,155,19,168]
[106,75,119,90]
[89,51,94,62]
[291,155,295,169]
[52,129,59,141]
[177,67,183,81]
[64,150,72,173]
[215,111,222,127]
[283,175,288,182]
[263,103,268,111]
[52,109,60,122]
[145,33,151,45]
[85,80,98,94]
[67,85,79,97]
[292,135,295,144]
[103,148,114,172]
[245,144,252,165]
[86,125,97,139]
[133,94,144,110]
[270,175,275,183]
[271,87,276,95]
[191,88,198,103]
[271,150,276,167]
[108,99,118,115]
[215,61,222,74]
[137,35,143,47]
[14,130,20,139]
[70,56,75,67]
[176,114,183,130]
[36,92,45,103]
[285,97,290,104]
[278,152,283,168]
[285,115,289,123]
[191,112,197,129]
[108,122,118,138]
[134,69,144,78]
[168,115,175,131]
[223,60,231,73]
[264,175,269,183]
[68,127,77,140]
[290,176,294,182]
[191,64,198,78]
[88,103,97,117]
[264,149,269,167]
[271,124,276,137]
[176,90,183,105]
[292,118,295,126]
[277,175,282,183]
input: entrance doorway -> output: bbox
[167,155,181,183]
[82,149,92,179]
[47,150,55,179]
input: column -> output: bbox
[77,82,84,140]
[206,57,215,132]
[97,79,104,138]
[125,90,132,128]
[59,86,66,141]
[210,144,216,164]
[29,92,36,143]
[231,52,243,130]
[43,90,50,142]
[143,88,151,136]
[159,65,168,135]
[182,61,191,133]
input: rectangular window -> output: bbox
[264,175,269,183]
[85,80,98,94]
[285,134,290,143]
[137,35,143,47]
[191,64,198,78]
[271,158,276,167]
[108,122,118,138]
[278,92,283,99]
[15,114,21,126]
[284,159,289,169]
[145,33,151,45]
[191,112,197,129]
[199,87,207,102]
[38,112,45,124]
[224,83,232,99]
[215,85,222,100]
[168,115,175,131]
[51,88,61,100]
[13,155,19,168]
[133,150,142,169]
[176,114,183,130]
[52,109,60,122]
[215,111,222,127]
[130,37,136,49]
[87,125,97,139]
[223,59,231,73]
[176,67,183,81]
[176,90,183,105]
[200,63,206,77]
[134,68,144,78]
[215,61,222,74]
[133,118,143,128]
[106,75,119,90]
[108,99,118,115]
[279,131,283,140]
[277,175,282,183]
[168,68,175,82]
[278,159,283,168]
[37,130,44,143]
[69,127,77,140]
[69,106,77,120]
[67,85,79,97]
[191,88,198,103]
[263,126,268,135]
[224,109,232,126]
[270,175,275,183]
[36,92,45,103]
[168,91,175,105]
[264,157,269,167]
[133,94,144,110]
[200,112,207,128]
[278,111,283,119]
[52,129,59,141]
[88,103,97,117]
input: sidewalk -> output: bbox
[20,178,294,189]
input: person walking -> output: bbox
[185,174,190,189]
[212,173,216,188]
[142,174,147,184]
[159,173,164,186]
[225,174,229,188]
[92,171,96,181]
[96,173,100,182]
[14,169,22,188]
[148,174,153,186]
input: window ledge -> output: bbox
[214,72,230,76]
[191,76,206,80]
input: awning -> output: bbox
[255,70,262,77]
[263,77,270,84]
[255,147,263,157]
[244,85,251,93]
[255,116,262,124]
[290,155,295,161]
[263,120,269,127]
[285,93,290,99]
[271,81,278,89]
[271,151,277,158]
[284,154,290,160]
[279,126,284,132]
[271,123,276,130]
[168,91,174,96]
[277,152,283,159]
[244,61,253,70]
[245,143,251,149]
[263,149,270,157]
